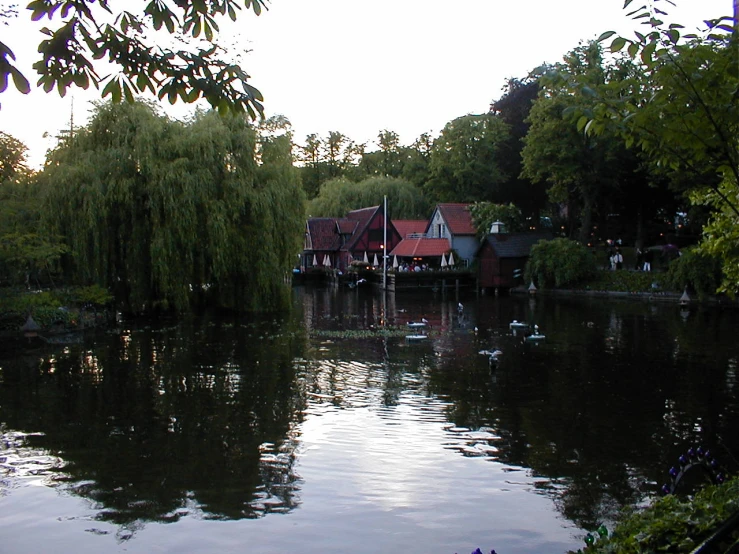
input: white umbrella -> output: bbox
[448,252,455,266]
[393,255,399,269]
[312,254,318,267]
[363,251,369,264]
[441,253,447,268]
[373,253,379,267]
[323,254,331,267]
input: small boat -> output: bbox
[509,320,529,330]
[405,333,428,341]
[407,318,429,329]
[524,325,546,342]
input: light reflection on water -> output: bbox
[0,288,737,553]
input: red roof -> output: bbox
[393,219,428,238]
[306,218,341,251]
[436,203,475,235]
[390,238,450,258]
[337,218,358,235]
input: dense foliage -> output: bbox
[40,101,304,314]
[569,3,738,294]
[1,0,267,117]
[425,114,510,203]
[664,247,723,300]
[570,476,739,554]
[308,176,428,219]
[0,132,69,288]
[526,238,597,288]
[469,202,525,239]
[0,284,113,330]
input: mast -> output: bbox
[383,195,388,290]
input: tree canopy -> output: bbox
[469,202,525,239]
[1,0,267,117]
[40,101,304,313]
[425,114,510,203]
[308,176,428,220]
[566,2,738,293]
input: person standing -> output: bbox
[635,247,643,270]
[643,248,653,271]
[614,247,624,270]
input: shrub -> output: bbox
[526,238,597,288]
[570,476,739,553]
[580,270,670,293]
[664,247,723,299]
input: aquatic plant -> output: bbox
[311,327,435,339]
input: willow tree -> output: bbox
[41,101,304,313]
[308,175,428,219]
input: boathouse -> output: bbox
[477,231,552,290]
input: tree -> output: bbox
[425,114,510,203]
[0,132,67,287]
[400,132,434,189]
[0,1,267,117]
[308,176,428,220]
[0,130,29,182]
[490,76,548,221]
[577,1,738,292]
[297,133,324,199]
[521,43,637,244]
[469,202,525,239]
[40,101,304,313]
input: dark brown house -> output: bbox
[477,232,552,290]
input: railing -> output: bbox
[406,233,427,239]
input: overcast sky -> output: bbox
[1,0,730,168]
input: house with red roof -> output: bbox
[302,218,344,270]
[425,203,479,267]
[302,206,402,271]
[342,206,402,267]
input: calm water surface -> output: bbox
[0,287,738,554]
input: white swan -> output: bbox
[525,324,546,341]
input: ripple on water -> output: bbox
[0,431,64,487]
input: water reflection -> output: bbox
[0,312,307,534]
[0,288,737,553]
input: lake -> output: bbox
[1,286,737,554]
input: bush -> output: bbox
[571,476,739,553]
[580,270,670,293]
[664,247,723,299]
[526,238,597,288]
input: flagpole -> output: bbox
[383,195,388,290]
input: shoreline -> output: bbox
[510,286,738,307]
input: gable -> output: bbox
[436,203,475,236]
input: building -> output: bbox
[302,206,401,272]
[477,231,552,290]
[425,203,478,267]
